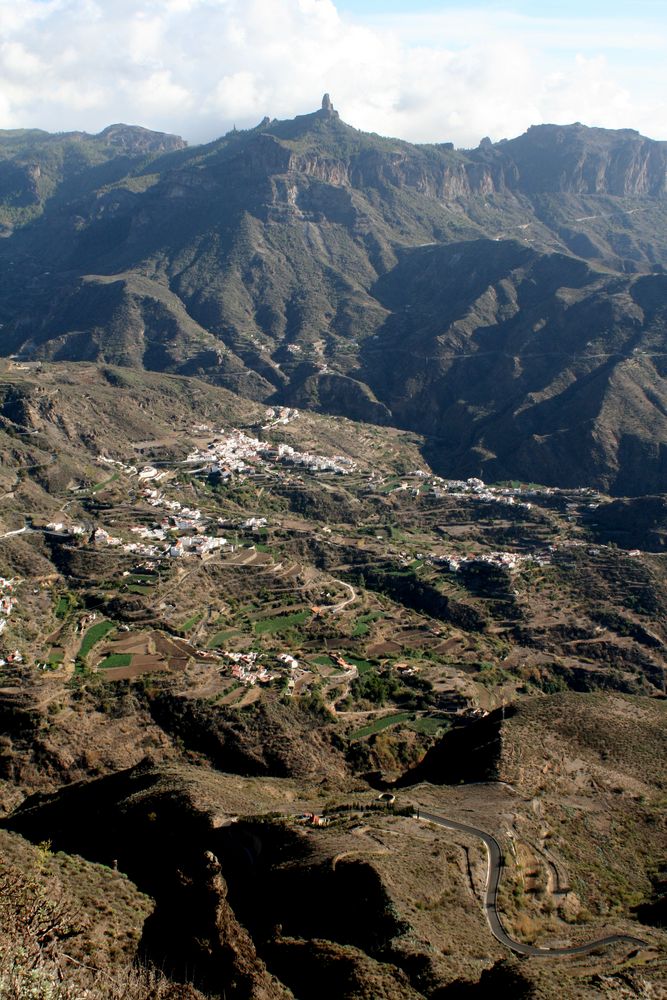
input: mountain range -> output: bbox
[1,96,667,994]
[1,98,667,493]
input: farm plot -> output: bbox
[93,630,202,679]
[253,610,311,635]
[98,653,132,670]
[78,620,116,659]
[352,612,382,637]
[208,629,244,649]
[342,655,377,675]
[349,712,413,739]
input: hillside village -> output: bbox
[0,395,658,726]
[184,427,358,477]
[1,95,667,1000]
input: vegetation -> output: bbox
[352,613,382,638]
[77,621,116,659]
[344,655,376,675]
[0,139,666,996]
[350,670,403,706]
[208,629,241,649]
[349,712,413,739]
[98,654,132,669]
[254,610,310,635]
[180,613,203,632]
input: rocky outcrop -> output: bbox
[321,93,334,112]
[474,123,667,196]
[266,938,422,1000]
[96,123,186,155]
[3,764,291,998]
[140,849,289,1000]
[242,133,293,177]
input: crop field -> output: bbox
[344,655,377,674]
[253,610,311,635]
[91,471,119,493]
[208,629,243,648]
[408,714,451,735]
[352,612,382,637]
[180,613,203,632]
[349,712,413,739]
[98,653,132,669]
[78,620,116,659]
[310,654,334,666]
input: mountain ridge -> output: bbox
[1,102,667,493]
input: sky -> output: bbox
[0,0,666,147]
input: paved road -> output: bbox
[418,810,647,958]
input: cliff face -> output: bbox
[345,148,501,198]
[262,118,667,200]
[260,115,667,201]
[489,124,667,196]
[1,108,667,493]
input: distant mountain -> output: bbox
[1,100,666,493]
[0,124,186,232]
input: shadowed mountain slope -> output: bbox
[1,104,667,492]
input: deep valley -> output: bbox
[0,101,665,1000]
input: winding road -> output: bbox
[319,579,357,614]
[417,810,648,958]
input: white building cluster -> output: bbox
[436,549,551,573]
[92,487,230,562]
[262,406,299,429]
[430,477,534,511]
[184,428,356,478]
[98,455,138,475]
[46,521,86,536]
[217,650,314,692]
[98,455,169,483]
[223,651,279,686]
[0,577,17,636]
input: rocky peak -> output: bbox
[319,93,339,119]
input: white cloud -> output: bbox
[0,0,664,145]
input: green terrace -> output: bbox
[77,620,116,659]
[180,612,204,633]
[349,711,451,740]
[207,629,244,649]
[98,653,132,670]
[253,610,311,635]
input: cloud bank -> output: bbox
[0,0,665,146]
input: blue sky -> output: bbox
[0,0,666,145]
[338,0,664,16]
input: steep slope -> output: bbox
[359,240,667,492]
[403,693,667,963]
[0,359,665,996]
[0,123,186,232]
[486,123,667,197]
[1,103,667,491]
